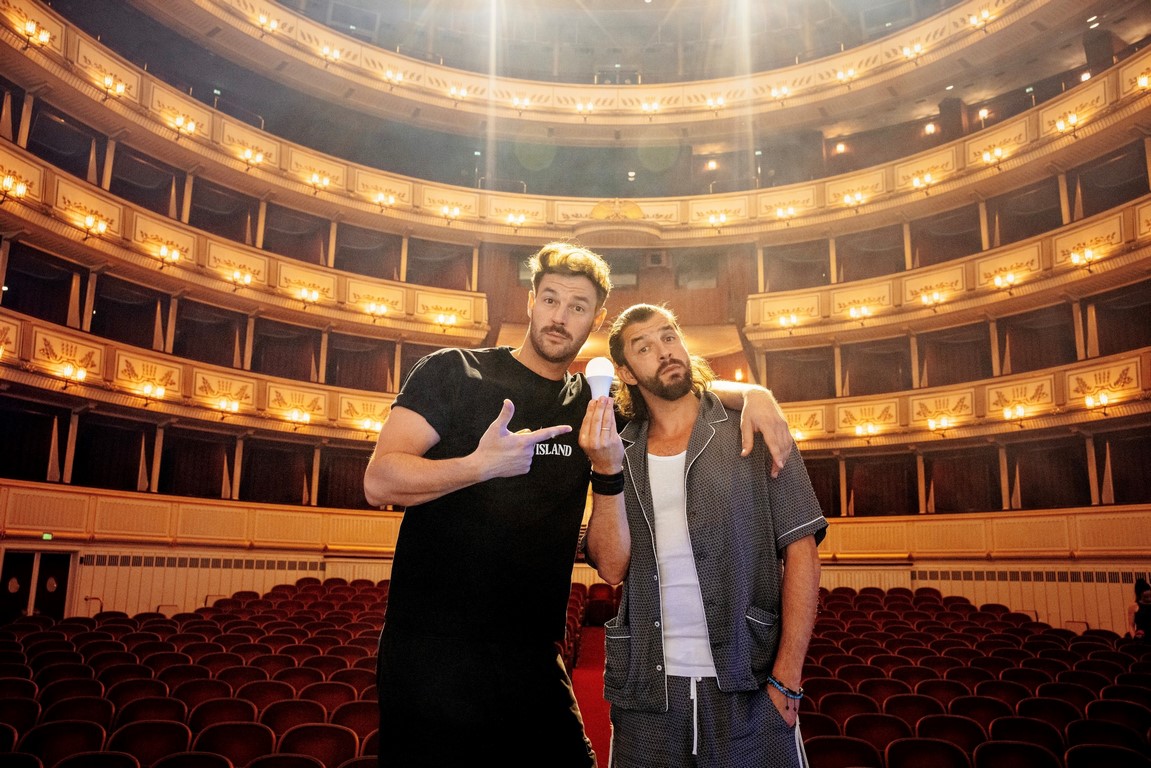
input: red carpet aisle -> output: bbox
[571,626,611,765]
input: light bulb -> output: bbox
[585,357,615,400]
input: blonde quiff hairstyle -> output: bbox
[608,303,716,421]
[527,242,612,309]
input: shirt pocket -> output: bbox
[603,614,633,690]
[745,605,781,676]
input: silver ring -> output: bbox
[600,426,611,430]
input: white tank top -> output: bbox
[647,451,717,678]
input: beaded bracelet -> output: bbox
[765,675,804,711]
[590,470,625,495]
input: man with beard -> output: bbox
[584,302,827,768]
[364,244,794,767]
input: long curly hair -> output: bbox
[607,303,715,421]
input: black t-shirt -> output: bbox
[384,346,591,645]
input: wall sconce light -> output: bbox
[512,96,530,116]
[82,215,108,241]
[298,287,319,308]
[1003,404,1025,428]
[1070,248,1098,273]
[928,417,950,437]
[242,147,264,171]
[59,363,87,389]
[1138,74,1150,90]
[434,313,458,333]
[835,142,847,154]
[978,107,990,128]
[361,418,383,437]
[706,96,724,116]
[230,270,252,291]
[23,19,51,49]
[101,75,125,101]
[576,101,593,122]
[776,206,796,225]
[310,173,330,195]
[157,245,180,270]
[1085,392,1109,415]
[1056,113,1078,138]
[0,174,28,204]
[969,8,992,32]
[848,305,871,325]
[257,14,279,36]
[791,428,805,442]
[778,314,799,335]
[836,68,855,89]
[920,291,945,312]
[641,100,659,121]
[173,114,196,140]
[441,205,460,224]
[994,272,1016,295]
[771,86,789,105]
[843,192,864,212]
[449,85,467,104]
[140,382,166,405]
[216,397,240,419]
[903,43,923,64]
[854,422,877,444]
[924,122,937,136]
[912,173,933,195]
[708,213,726,233]
[384,69,403,89]
[366,302,388,323]
[287,408,311,430]
[506,212,526,232]
[321,46,340,67]
[375,192,395,212]
[983,146,1004,170]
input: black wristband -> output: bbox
[590,470,625,496]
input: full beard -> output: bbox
[529,323,581,364]
[638,360,695,402]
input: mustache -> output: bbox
[658,358,688,375]
[540,324,572,340]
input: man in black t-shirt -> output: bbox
[364,242,794,767]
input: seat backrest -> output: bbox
[152,751,235,768]
[259,699,327,737]
[187,697,259,733]
[915,713,987,757]
[277,723,359,768]
[107,720,192,767]
[947,695,1013,732]
[972,739,1061,768]
[842,712,912,755]
[883,693,946,729]
[55,751,141,768]
[193,721,277,767]
[329,700,380,741]
[819,691,880,727]
[114,696,188,728]
[1086,698,1151,734]
[17,719,107,768]
[885,737,972,768]
[41,696,115,729]
[987,715,1064,759]
[802,734,884,768]
[1064,743,1151,768]
[1016,696,1083,731]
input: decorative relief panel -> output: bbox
[910,519,988,556]
[148,87,212,141]
[1039,78,1108,137]
[1065,357,1141,402]
[488,195,547,226]
[266,382,328,421]
[754,294,821,327]
[965,116,1030,167]
[338,394,394,431]
[1075,510,1151,553]
[1138,201,1151,240]
[0,145,43,201]
[783,406,826,437]
[991,516,1072,555]
[986,375,1056,417]
[208,242,268,286]
[253,510,323,546]
[895,146,957,191]
[113,350,182,400]
[56,178,122,238]
[221,119,279,168]
[831,282,892,319]
[909,389,975,427]
[976,243,1040,288]
[288,147,346,191]
[32,327,103,378]
[758,185,817,219]
[1053,214,1123,268]
[0,0,65,55]
[193,368,256,410]
[133,212,197,267]
[1119,47,1151,96]
[826,169,886,209]
[327,514,402,549]
[903,265,965,305]
[0,317,18,362]
[555,200,602,223]
[415,290,474,324]
[278,263,336,302]
[346,280,405,315]
[834,523,910,556]
[836,399,899,433]
[354,170,412,207]
[421,187,479,219]
[689,197,748,226]
[76,38,141,102]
